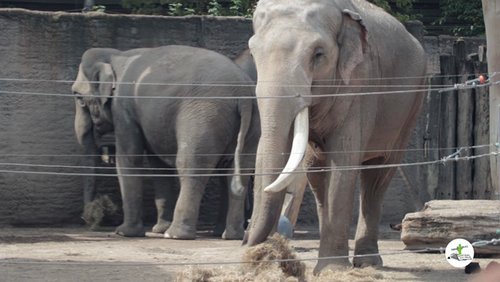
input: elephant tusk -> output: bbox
[264,107,309,193]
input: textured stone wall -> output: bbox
[0,9,252,227]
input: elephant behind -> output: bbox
[72,45,257,239]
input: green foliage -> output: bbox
[170,2,197,16]
[120,0,485,37]
[121,0,256,17]
[229,0,254,17]
[92,5,106,12]
[207,0,222,16]
[122,0,170,15]
[435,0,484,36]
[368,0,418,22]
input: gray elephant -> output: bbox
[244,0,427,273]
[72,45,257,239]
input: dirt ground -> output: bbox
[0,226,497,282]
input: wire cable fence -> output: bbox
[0,72,494,85]
[0,73,496,101]
[0,144,492,158]
[0,145,496,178]
[0,238,498,266]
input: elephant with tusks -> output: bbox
[244,0,427,274]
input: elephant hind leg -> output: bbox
[147,155,179,234]
[165,151,220,240]
[152,177,179,233]
[353,156,398,267]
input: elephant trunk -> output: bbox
[264,107,309,192]
[246,88,310,246]
[74,101,99,205]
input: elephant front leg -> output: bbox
[353,159,397,267]
[313,161,359,274]
[115,172,145,237]
[114,139,146,237]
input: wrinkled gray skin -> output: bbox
[79,49,259,235]
[234,49,257,82]
[73,46,257,239]
[245,0,427,273]
[235,50,319,232]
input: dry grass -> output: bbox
[176,267,244,282]
[175,234,391,281]
[314,267,384,282]
[242,234,306,280]
[176,234,306,282]
[81,195,118,230]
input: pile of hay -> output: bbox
[242,234,306,281]
[176,234,305,282]
[81,195,118,230]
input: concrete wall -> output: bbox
[0,9,487,228]
[0,9,252,226]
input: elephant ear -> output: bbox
[337,9,368,85]
[95,62,116,105]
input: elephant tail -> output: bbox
[230,99,253,197]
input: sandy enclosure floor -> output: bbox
[0,227,497,281]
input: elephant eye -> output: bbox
[312,47,325,67]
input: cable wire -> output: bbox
[0,248,444,266]
[0,149,496,178]
[0,144,491,158]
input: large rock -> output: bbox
[401,200,500,254]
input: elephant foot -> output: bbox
[313,258,351,275]
[212,223,225,237]
[152,220,172,234]
[164,225,196,240]
[221,226,244,240]
[115,223,146,237]
[353,254,383,268]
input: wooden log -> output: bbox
[401,200,500,254]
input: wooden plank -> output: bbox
[454,40,474,199]
[473,59,493,199]
[436,55,457,199]
[425,76,443,200]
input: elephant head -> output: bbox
[72,49,119,207]
[245,1,369,245]
[72,49,117,146]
